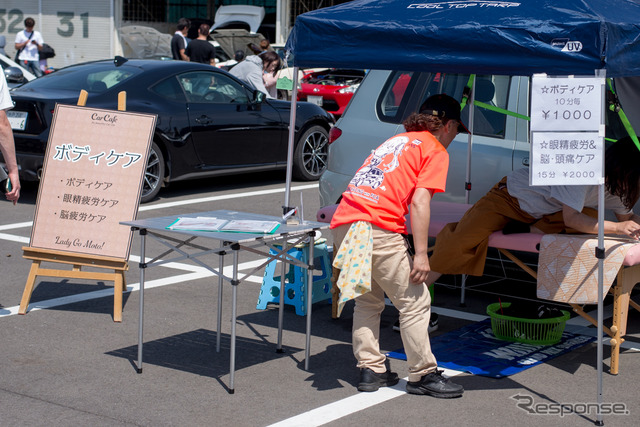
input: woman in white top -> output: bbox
[427,136,640,279]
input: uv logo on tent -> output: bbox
[551,38,583,52]
[562,41,583,52]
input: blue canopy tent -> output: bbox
[282,1,640,423]
[286,0,640,76]
[282,0,640,207]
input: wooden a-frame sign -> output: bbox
[19,91,156,322]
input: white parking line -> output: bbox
[0,232,29,244]
[0,257,267,318]
[268,368,465,427]
[269,302,640,427]
[0,183,317,317]
[0,183,319,238]
[0,221,33,230]
[15,183,634,426]
[139,183,319,212]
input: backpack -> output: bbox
[39,43,55,60]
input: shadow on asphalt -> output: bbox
[14,278,132,322]
[106,328,303,391]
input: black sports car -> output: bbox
[5,57,334,202]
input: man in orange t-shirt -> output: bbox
[331,94,467,398]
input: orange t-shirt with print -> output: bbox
[330,131,449,234]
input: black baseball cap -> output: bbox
[419,94,469,134]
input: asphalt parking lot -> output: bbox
[0,177,639,426]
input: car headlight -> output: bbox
[338,83,360,94]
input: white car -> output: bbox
[319,70,629,208]
[0,52,37,87]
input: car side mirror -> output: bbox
[4,66,25,83]
[252,90,265,104]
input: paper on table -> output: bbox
[166,217,281,234]
[166,217,228,231]
[220,220,281,234]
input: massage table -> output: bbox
[317,201,640,375]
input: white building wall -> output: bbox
[0,1,118,69]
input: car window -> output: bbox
[469,75,510,138]
[378,71,416,120]
[177,71,249,104]
[84,70,135,93]
[419,73,510,139]
[17,64,140,92]
[150,76,187,102]
[378,71,511,139]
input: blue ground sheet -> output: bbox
[387,319,596,378]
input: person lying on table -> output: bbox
[331,94,467,398]
[426,136,640,284]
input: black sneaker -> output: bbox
[393,313,439,333]
[429,313,439,332]
[357,368,399,392]
[406,369,464,398]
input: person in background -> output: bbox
[171,18,191,61]
[248,39,271,55]
[184,23,216,66]
[234,50,245,62]
[230,51,281,98]
[0,71,21,204]
[38,57,48,74]
[426,136,640,284]
[330,94,467,398]
[262,57,279,99]
[14,17,44,77]
[220,50,246,72]
[259,39,271,52]
[247,42,262,54]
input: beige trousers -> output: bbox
[333,223,437,382]
[429,177,597,276]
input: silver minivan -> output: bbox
[320,70,631,208]
[319,70,532,207]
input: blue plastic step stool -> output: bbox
[257,238,332,315]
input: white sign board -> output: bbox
[530,75,604,186]
[530,76,604,132]
[530,131,603,185]
[30,105,156,260]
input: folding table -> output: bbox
[121,210,329,393]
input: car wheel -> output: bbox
[292,125,329,180]
[277,89,290,100]
[140,142,165,203]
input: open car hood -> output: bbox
[211,5,265,33]
[119,25,171,60]
[210,29,266,59]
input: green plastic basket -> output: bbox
[486,302,570,345]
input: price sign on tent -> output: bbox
[530,76,604,132]
[530,131,602,186]
[530,75,604,186]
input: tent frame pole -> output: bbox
[284,66,300,216]
[460,77,477,306]
[595,68,606,427]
